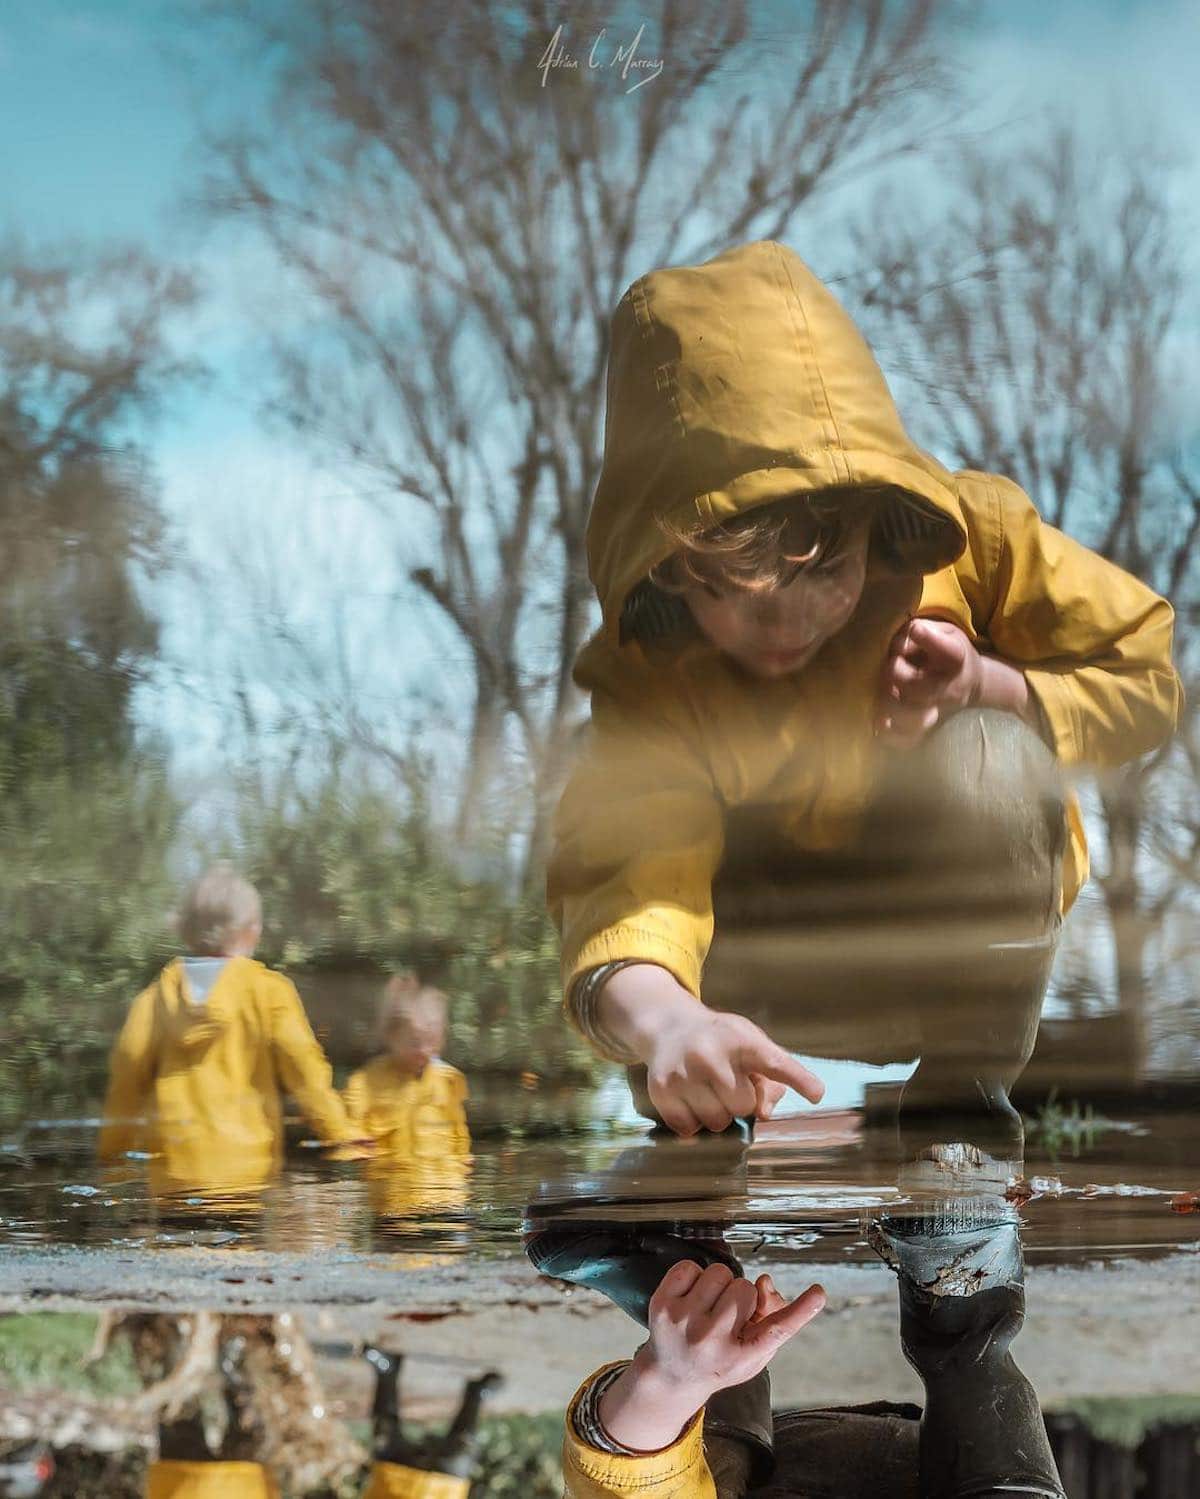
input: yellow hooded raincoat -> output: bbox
[363,1462,471,1499]
[548,239,1182,1015]
[343,1057,471,1219]
[146,1459,280,1498]
[98,956,363,1198]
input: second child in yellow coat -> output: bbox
[344,974,471,1222]
[98,865,368,1201]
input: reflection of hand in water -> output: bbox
[322,1137,376,1162]
[597,1260,825,1453]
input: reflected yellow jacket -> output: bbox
[344,1057,471,1219]
[363,1462,471,1499]
[548,240,1182,1006]
[561,1367,713,1499]
[146,1459,279,1498]
[98,956,361,1196]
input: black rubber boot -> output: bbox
[524,1223,775,1485]
[871,1207,1065,1498]
[366,1347,503,1475]
[435,1371,504,1478]
[366,1346,405,1460]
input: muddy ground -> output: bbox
[0,1248,1195,1415]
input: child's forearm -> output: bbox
[976,654,1034,725]
[596,1352,704,1452]
[595,963,702,1064]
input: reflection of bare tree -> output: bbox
[91,1311,364,1492]
[205,0,953,875]
[847,128,1199,1073]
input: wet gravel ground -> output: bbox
[0,1246,1195,1410]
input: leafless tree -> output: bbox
[202,0,956,877]
[0,239,193,775]
[845,127,1200,1073]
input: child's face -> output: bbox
[678,514,872,678]
[385,1013,445,1075]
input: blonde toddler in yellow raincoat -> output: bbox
[343,974,471,1222]
[548,238,1183,1140]
[98,864,368,1201]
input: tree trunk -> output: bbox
[454,675,507,855]
[1100,767,1151,1087]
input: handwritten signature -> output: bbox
[537,22,664,94]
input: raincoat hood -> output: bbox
[588,238,966,641]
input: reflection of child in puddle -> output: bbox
[540,1197,1064,1498]
[343,973,472,1225]
[363,1347,501,1498]
[98,865,369,1206]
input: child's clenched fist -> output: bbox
[877,617,1030,747]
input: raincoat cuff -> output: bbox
[565,926,703,1007]
[1022,668,1080,764]
[363,1463,472,1499]
[564,1364,708,1495]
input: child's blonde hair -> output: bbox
[376,970,449,1047]
[178,863,262,955]
[620,487,899,649]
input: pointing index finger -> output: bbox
[741,1283,827,1349]
[740,1042,825,1105]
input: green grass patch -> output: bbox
[0,1313,140,1396]
[1055,1395,1200,1449]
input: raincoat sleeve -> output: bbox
[562,1367,716,1499]
[343,1066,370,1133]
[97,982,159,1163]
[266,975,362,1145]
[972,476,1182,768]
[443,1067,471,1157]
[547,657,725,1015]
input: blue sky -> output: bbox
[1,0,1197,799]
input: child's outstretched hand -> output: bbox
[597,1261,826,1452]
[645,1007,825,1137]
[876,617,983,747]
[598,964,824,1136]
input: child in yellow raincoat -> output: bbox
[98,865,367,1200]
[548,238,1182,1139]
[344,974,471,1222]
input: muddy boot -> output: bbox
[157,1412,213,1463]
[524,1222,774,1484]
[432,1371,505,1478]
[871,1204,1065,1498]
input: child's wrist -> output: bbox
[598,1352,705,1451]
[974,653,1031,720]
[597,967,702,1063]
